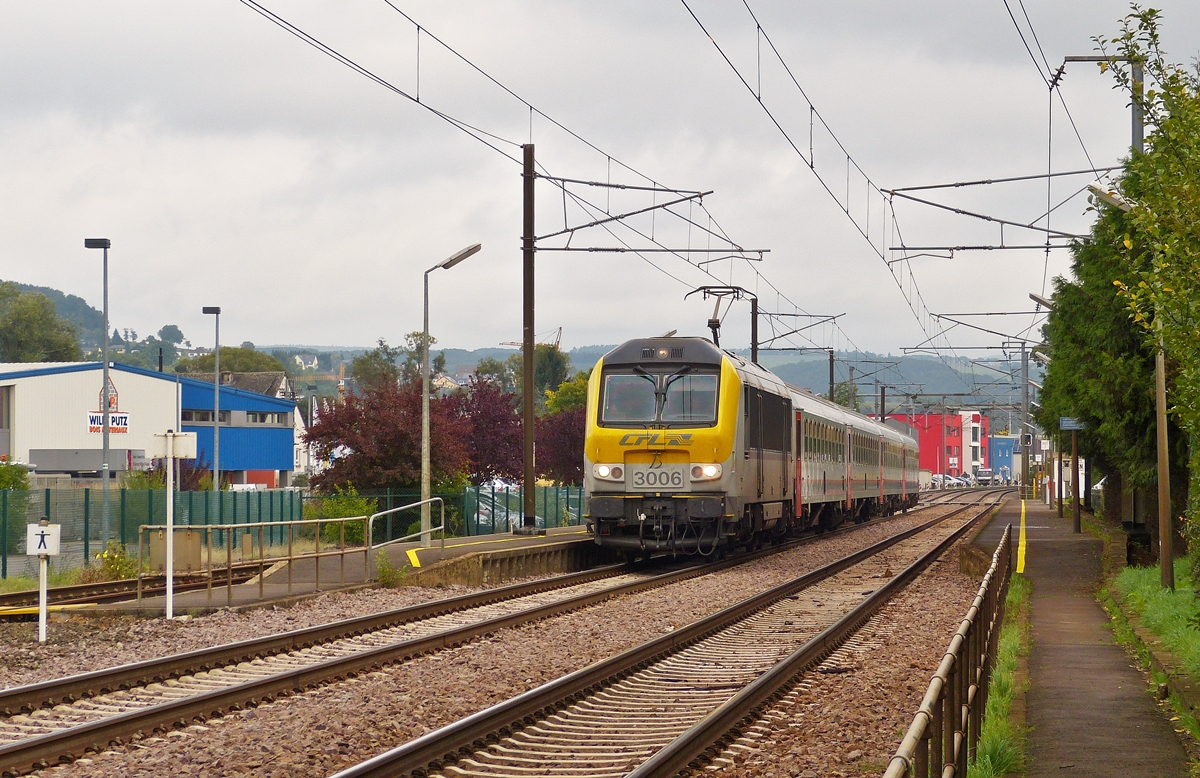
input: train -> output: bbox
[582,337,920,556]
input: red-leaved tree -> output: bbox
[457,378,523,485]
[536,407,585,485]
[306,381,470,492]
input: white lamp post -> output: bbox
[421,244,481,547]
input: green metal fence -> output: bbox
[463,484,585,535]
[1,484,586,579]
[2,488,303,579]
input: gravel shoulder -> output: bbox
[27,507,966,778]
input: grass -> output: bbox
[1112,558,1200,677]
[967,572,1031,778]
[0,568,78,594]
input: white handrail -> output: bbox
[365,497,445,581]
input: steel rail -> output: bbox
[0,561,629,716]
[0,566,263,612]
[626,495,1004,777]
[0,496,967,775]
[327,495,996,778]
[0,491,966,714]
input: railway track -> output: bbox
[329,491,1005,778]
[0,492,996,775]
[0,566,264,614]
[0,490,966,616]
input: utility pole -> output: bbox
[1021,342,1029,498]
[828,350,835,402]
[520,144,538,533]
[1065,55,1166,583]
[750,297,758,364]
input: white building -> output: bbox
[0,362,177,474]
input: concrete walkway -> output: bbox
[975,497,1189,776]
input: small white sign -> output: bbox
[1040,439,1051,451]
[151,431,198,459]
[26,524,61,556]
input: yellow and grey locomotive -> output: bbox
[583,337,919,555]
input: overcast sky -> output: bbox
[2,1,1198,359]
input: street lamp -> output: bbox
[84,238,112,542]
[202,307,221,519]
[422,244,481,547]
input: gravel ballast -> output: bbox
[697,537,987,777]
[24,505,982,778]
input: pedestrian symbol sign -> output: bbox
[26,524,61,556]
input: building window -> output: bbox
[182,409,230,423]
[972,427,980,443]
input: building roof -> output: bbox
[184,371,293,399]
[0,361,295,410]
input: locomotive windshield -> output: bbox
[600,369,718,426]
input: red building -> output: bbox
[888,412,989,477]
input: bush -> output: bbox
[375,550,406,587]
[313,485,376,546]
[77,541,140,583]
[1,464,32,555]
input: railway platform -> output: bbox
[972,496,1189,777]
[80,525,601,616]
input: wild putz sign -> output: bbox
[89,376,129,433]
[88,411,130,433]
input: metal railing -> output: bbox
[134,497,449,609]
[884,524,1012,778]
[366,498,445,581]
[136,514,373,607]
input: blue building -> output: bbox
[178,374,296,487]
[989,435,1018,484]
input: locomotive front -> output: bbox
[583,338,740,555]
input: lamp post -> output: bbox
[84,238,112,542]
[202,307,221,520]
[422,244,481,547]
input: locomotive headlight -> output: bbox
[593,464,624,481]
[690,463,722,481]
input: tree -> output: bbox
[457,377,523,484]
[398,331,446,384]
[1096,8,1200,547]
[158,325,186,345]
[545,370,590,414]
[476,357,515,392]
[536,407,585,484]
[305,380,469,492]
[534,344,571,396]
[833,379,860,412]
[502,344,572,413]
[351,338,402,389]
[175,346,288,374]
[0,282,82,362]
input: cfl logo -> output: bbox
[618,433,692,446]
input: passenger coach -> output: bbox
[583,337,919,556]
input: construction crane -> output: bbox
[501,327,562,349]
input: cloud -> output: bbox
[0,0,1197,354]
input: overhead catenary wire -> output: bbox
[245,0,883,364]
[681,0,972,391]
